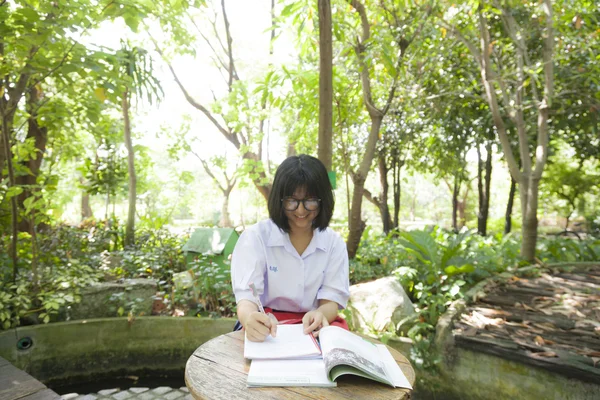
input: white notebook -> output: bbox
[243,324,322,360]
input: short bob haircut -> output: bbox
[268,154,334,233]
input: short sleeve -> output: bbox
[316,233,350,309]
[230,229,267,305]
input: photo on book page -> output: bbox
[324,347,387,382]
[319,326,413,389]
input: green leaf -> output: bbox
[5,186,23,200]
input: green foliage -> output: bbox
[0,228,104,329]
[537,236,600,263]
[115,228,188,282]
[0,222,190,329]
[352,228,599,370]
[174,255,236,318]
[540,143,600,227]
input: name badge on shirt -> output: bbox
[269,265,278,273]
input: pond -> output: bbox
[0,317,236,397]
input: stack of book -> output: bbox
[244,324,413,388]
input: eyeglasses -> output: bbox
[281,197,321,211]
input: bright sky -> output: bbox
[85,0,292,169]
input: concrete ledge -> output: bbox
[426,263,600,400]
[0,317,236,387]
[420,348,600,400]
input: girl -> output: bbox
[231,154,350,342]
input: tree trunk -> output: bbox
[392,154,402,230]
[317,0,333,172]
[504,174,516,235]
[220,186,233,228]
[477,141,492,236]
[0,98,18,279]
[378,153,392,234]
[287,137,297,157]
[122,91,136,247]
[347,117,383,258]
[520,176,540,261]
[457,200,467,229]
[452,176,459,233]
[81,192,93,220]
[482,141,492,233]
[477,143,485,235]
[17,85,48,233]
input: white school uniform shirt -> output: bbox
[231,219,350,312]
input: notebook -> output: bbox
[243,324,322,360]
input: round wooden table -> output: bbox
[185,331,415,400]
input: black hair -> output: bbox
[268,154,334,233]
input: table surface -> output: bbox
[185,331,415,400]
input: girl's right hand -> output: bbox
[244,312,278,342]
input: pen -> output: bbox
[248,282,266,314]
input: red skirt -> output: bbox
[265,307,349,331]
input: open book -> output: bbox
[246,325,412,389]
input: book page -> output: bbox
[376,344,413,389]
[319,326,390,384]
[247,359,336,387]
[244,324,322,360]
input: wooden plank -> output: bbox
[0,364,47,400]
[20,389,62,400]
[554,273,600,284]
[0,356,10,368]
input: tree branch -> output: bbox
[476,6,522,182]
[362,187,382,209]
[186,11,229,74]
[221,0,239,90]
[191,150,226,193]
[348,0,382,118]
[497,1,541,105]
[533,0,553,179]
[150,35,240,149]
[500,9,531,175]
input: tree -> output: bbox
[0,0,117,276]
[152,0,275,201]
[113,44,162,247]
[318,0,333,172]
[342,0,432,258]
[440,0,555,261]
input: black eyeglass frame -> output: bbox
[281,197,322,211]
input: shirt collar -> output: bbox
[266,220,327,252]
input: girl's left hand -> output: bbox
[302,309,330,337]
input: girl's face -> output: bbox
[283,187,320,234]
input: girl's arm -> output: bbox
[302,299,339,334]
[316,299,339,323]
